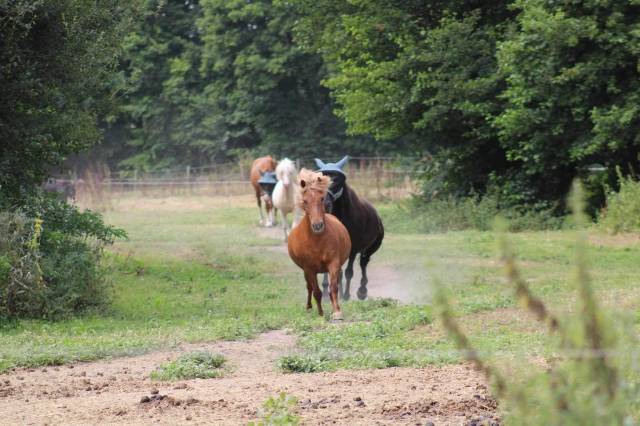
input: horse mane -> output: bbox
[297,169,330,206]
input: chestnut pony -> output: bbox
[287,169,351,319]
[250,155,277,226]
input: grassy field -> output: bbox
[1,195,639,376]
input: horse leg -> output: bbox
[256,194,265,226]
[321,273,329,301]
[305,271,323,316]
[265,205,272,227]
[280,209,289,242]
[304,272,313,311]
[329,266,343,320]
[342,253,356,301]
[357,254,371,300]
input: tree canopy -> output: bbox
[293,0,640,208]
[100,0,382,172]
[0,0,134,200]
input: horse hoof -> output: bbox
[331,311,344,321]
[342,292,351,301]
[357,288,367,300]
[322,292,330,301]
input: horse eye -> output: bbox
[321,197,325,201]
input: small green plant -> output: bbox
[278,354,327,373]
[435,181,636,424]
[249,392,299,426]
[599,169,640,233]
[151,351,226,381]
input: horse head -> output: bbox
[276,158,296,188]
[314,156,349,214]
[298,168,331,234]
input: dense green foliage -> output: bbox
[294,0,512,196]
[0,0,134,199]
[496,0,640,204]
[99,0,382,172]
[0,195,125,319]
[293,0,640,208]
[197,0,360,159]
[1,2,131,319]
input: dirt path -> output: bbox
[0,330,496,425]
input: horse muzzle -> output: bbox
[311,221,325,234]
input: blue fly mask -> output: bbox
[314,156,348,201]
[258,171,278,198]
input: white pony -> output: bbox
[272,158,301,241]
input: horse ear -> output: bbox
[336,155,349,170]
[314,158,325,169]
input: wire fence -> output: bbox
[65,157,422,203]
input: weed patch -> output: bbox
[151,351,226,381]
[249,392,299,425]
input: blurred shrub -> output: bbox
[0,194,126,319]
[599,171,640,233]
[382,194,563,234]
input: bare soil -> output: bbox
[0,330,496,425]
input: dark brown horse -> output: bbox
[287,169,351,319]
[250,156,277,226]
[315,156,384,300]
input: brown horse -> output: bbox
[250,156,277,226]
[287,169,351,319]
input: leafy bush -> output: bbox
[0,194,126,319]
[599,172,640,233]
[151,351,226,381]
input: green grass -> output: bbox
[0,196,639,375]
[151,351,226,381]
